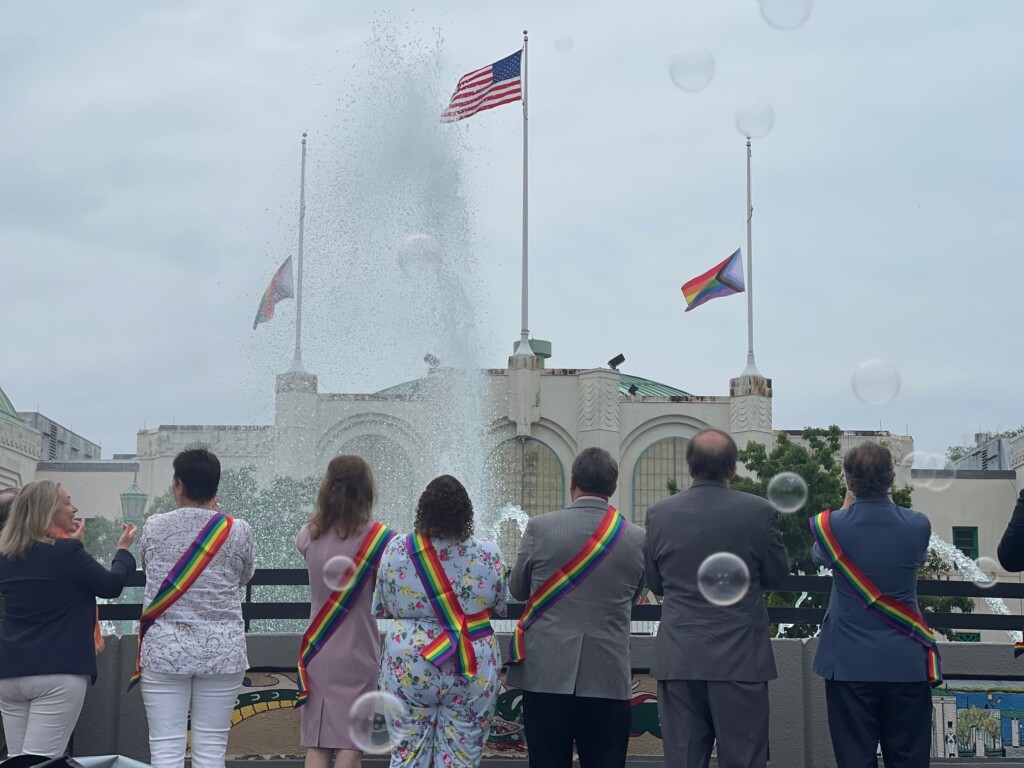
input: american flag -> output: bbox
[440,50,522,123]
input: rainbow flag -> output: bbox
[681,249,745,312]
[253,256,295,329]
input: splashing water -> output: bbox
[927,533,1020,643]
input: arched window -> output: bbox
[337,434,417,532]
[489,437,566,518]
[488,437,566,564]
[632,437,691,524]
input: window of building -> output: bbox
[953,632,981,643]
[632,437,692,525]
[489,438,565,519]
[952,526,979,561]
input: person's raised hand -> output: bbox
[70,519,86,540]
[117,523,138,550]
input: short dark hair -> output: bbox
[843,442,895,499]
[571,448,618,497]
[415,475,474,541]
[686,429,738,482]
[0,487,19,532]
[173,449,221,504]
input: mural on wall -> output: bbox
[227,671,665,757]
[932,680,1024,759]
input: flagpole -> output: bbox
[291,132,307,373]
[514,29,534,358]
[743,136,759,376]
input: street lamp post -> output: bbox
[120,472,148,528]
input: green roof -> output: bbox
[618,373,691,397]
[0,386,20,422]
[375,372,691,398]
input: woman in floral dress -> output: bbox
[373,475,508,768]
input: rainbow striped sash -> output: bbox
[127,512,234,691]
[407,533,494,681]
[294,521,396,707]
[1015,641,1024,659]
[508,505,628,665]
[809,509,942,685]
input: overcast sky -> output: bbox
[1,1,1021,462]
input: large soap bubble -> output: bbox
[349,691,408,754]
[972,557,1000,590]
[767,472,808,513]
[323,555,357,591]
[669,49,715,92]
[397,233,442,276]
[851,358,901,406]
[759,0,814,31]
[735,100,775,139]
[697,552,750,606]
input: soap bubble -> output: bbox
[851,358,901,405]
[973,557,1000,589]
[915,452,955,492]
[759,0,814,30]
[554,37,574,54]
[397,234,442,276]
[349,691,407,754]
[735,100,775,139]
[697,552,750,606]
[767,472,808,513]
[323,555,356,591]
[669,49,715,92]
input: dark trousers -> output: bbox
[657,680,769,768]
[521,690,631,768]
[825,680,932,768]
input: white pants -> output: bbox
[0,673,89,757]
[140,670,244,768]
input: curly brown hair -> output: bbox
[414,475,474,541]
[308,455,376,540]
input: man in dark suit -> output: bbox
[508,447,645,768]
[812,441,932,768]
[644,428,788,768]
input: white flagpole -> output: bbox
[514,30,534,358]
[743,136,759,376]
[291,132,307,373]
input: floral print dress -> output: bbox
[372,535,508,768]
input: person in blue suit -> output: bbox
[812,441,932,768]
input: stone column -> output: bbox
[274,371,319,478]
[507,353,541,437]
[576,368,621,459]
[729,372,773,455]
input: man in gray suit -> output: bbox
[508,447,645,768]
[645,428,788,768]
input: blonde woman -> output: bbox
[0,480,136,758]
[297,455,395,768]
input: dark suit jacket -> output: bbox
[812,499,930,682]
[506,498,645,699]
[644,479,789,682]
[998,490,1024,572]
[0,538,135,680]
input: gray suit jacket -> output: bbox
[645,480,789,682]
[506,498,645,699]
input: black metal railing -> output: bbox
[97,571,1024,632]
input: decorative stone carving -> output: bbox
[578,375,619,433]
[730,395,772,433]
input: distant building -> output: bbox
[953,433,1016,472]
[18,412,101,462]
[0,387,39,489]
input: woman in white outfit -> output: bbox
[139,448,255,768]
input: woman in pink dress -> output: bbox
[297,455,386,768]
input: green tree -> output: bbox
[947,426,1024,463]
[82,516,125,565]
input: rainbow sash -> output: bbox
[406,532,494,681]
[809,509,942,685]
[127,512,234,691]
[294,522,396,707]
[508,505,628,665]
[1015,641,1024,659]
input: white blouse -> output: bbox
[139,507,256,675]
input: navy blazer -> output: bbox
[0,538,135,680]
[812,499,930,682]
[997,490,1024,572]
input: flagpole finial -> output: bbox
[523,29,528,39]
